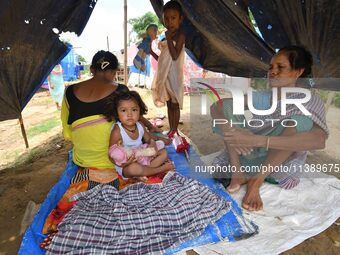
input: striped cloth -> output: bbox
[250,91,329,136]
[46,172,235,255]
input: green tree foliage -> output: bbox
[78,55,87,64]
[128,12,163,39]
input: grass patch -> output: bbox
[334,93,340,108]
[0,149,21,168]
[9,134,67,169]
[315,90,340,109]
[27,117,61,138]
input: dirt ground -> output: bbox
[0,88,339,254]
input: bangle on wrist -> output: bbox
[266,137,270,150]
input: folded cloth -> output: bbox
[42,167,118,235]
[46,172,238,255]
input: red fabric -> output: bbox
[172,132,190,153]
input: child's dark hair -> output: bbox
[146,23,158,31]
[163,0,183,16]
[91,50,119,71]
[104,87,148,122]
[278,46,313,78]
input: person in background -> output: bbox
[48,64,65,110]
[133,24,159,71]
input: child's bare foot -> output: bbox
[160,161,175,171]
[134,176,148,182]
[167,130,177,139]
[227,172,247,193]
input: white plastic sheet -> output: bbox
[181,153,340,255]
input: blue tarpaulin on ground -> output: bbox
[19,145,257,254]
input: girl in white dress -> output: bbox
[151,1,185,138]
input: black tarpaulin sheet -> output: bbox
[150,0,339,85]
[0,0,97,121]
[249,0,340,78]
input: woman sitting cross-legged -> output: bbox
[210,46,328,211]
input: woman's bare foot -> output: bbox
[227,172,247,193]
[242,178,264,211]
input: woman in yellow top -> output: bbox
[41,51,167,239]
[62,51,120,172]
[42,51,123,237]
[62,51,161,181]
[42,51,159,237]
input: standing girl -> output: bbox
[105,90,175,180]
[151,0,185,138]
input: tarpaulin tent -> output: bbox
[150,0,340,87]
[0,0,97,122]
[1,0,339,121]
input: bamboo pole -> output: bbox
[124,0,128,85]
[19,113,29,148]
[106,36,110,51]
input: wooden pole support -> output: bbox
[19,114,29,148]
[124,0,128,85]
[106,36,110,51]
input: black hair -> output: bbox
[278,46,313,78]
[146,23,158,31]
[163,0,183,16]
[91,50,119,71]
[103,87,148,122]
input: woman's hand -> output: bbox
[224,128,260,155]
